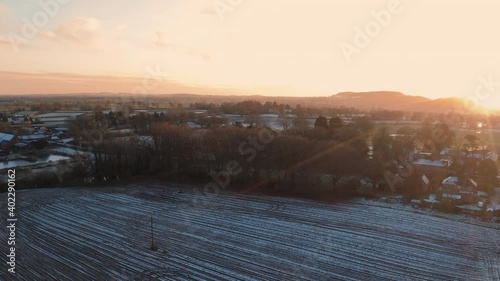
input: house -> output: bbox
[412,159,450,191]
[417,151,432,159]
[57,137,75,145]
[438,176,478,205]
[35,111,91,128]
[13,142,30,151]
[0,132,18,149]
[441,147,498,163]
[17,134,51,142]
[13,111,39,118]
[440,176,477,191]
[440,148,463,158]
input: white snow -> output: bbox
[1,185,499,281]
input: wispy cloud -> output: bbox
[0,71,237,95]
[152,30,169,48]
[0,35,11,45]
[0,2,11,31]
[0,5,21,47]
[152,30,211,63]
[112,24,127,41]
[37,17,131,51]
[49,16,101,46]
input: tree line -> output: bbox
[63,106,499,199]
[65,112,382,198]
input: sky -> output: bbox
[0,0,500,106]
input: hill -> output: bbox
[330,91,478,113]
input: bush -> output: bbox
[33,139,49,150]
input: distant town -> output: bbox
[0,94,498,221]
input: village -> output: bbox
[410,147,500,218]
[0,103,499,220]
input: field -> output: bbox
[1,183,499,281]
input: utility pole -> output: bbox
[150,214,157,251]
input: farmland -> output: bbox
[1,183,499,281]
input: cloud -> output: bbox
[52,17,101,45]
[0,3,10,30]
[0,32,9,42]
[153,30,168,48]
[0,5,21,50]
[0,35,11,45]
[0,71,236,96]
[152,31,211,63]
[39,17,131,51]
[34,16,114,51]
[39,31,57,40]
[112,24,127,40]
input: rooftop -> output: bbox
[37,111,90,119]
[413,159,449,167]
[442,176,459,186]
[441,177,478,189]
[18,134,50,141]
[0,132,15,142]
[13,111,38,116]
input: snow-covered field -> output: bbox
[1,184,499,280]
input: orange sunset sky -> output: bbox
[0,1,499,106]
